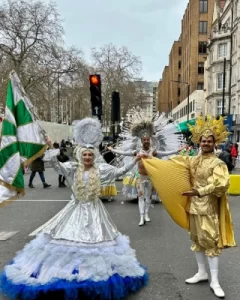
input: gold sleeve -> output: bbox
[197,164,230,197]
[169,155,191,170]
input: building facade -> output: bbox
[158,66,169,113]
[158,0,214,115]
[152,86,158,115]
[205,0,240,142]
[127,81,158,120]
[171,90,205,123]
[180,0,214,101]
[205,0,231,117]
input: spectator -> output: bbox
[103,142,116,163]
[60,139,66,149]
[219,145,234,173]
[53,142,69,187]
[28,156,51,188]
[231,143,238,167]
[180,144,195,156]
[57,149,69,187]
[214,144,222,157]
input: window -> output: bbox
[190,102,193,113]
[178,88,181,96]
[199,21,207,33]
[197,82,204,90]
[178,47,182,55]
[178,61,181,69]
[217,100,223,115]
[218,43,227,58]
[199,0,208,13]
[217,73,224,89]
[193,100,195,111]
[178,74,181,82]
[198,62,204,74]
[199,42,207,54]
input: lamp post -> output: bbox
[57,73,60,123]
[55,70,74,124]
[171,80,190,122]
[52,47,75,124]
[222,57,226,116]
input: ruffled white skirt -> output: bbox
[0,199,148,300]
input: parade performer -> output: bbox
[108,108,183,226]
[0,117,148,300]
[143,115,236,298]
[73,129,117,201]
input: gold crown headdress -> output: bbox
[188,115,230,144]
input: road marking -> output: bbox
[16,200,70,202]
[0,231,19,241]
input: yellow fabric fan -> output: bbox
[142,158,191,231]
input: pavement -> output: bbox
[0,168,240,300]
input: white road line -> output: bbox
[16,200,70,202]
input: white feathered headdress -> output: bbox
[119,107,183,153]
[72,117,103,148]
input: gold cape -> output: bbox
[143,158,236,248]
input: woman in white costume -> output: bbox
[74,143,117,201]
[0,118,147,300]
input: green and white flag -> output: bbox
[0,71,47,206]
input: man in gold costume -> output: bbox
[169,116,236,298]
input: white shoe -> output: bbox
[144,213,151,222]
[210,282,225,298]
[139,216,145,226]
[185,272,208,284]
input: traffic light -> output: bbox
[111,91,120,122]
[89,74,102,120]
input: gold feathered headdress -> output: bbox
[188,115,230,144]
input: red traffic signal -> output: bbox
[89,75,100,86]
[89,74,102,120]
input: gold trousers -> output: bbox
[190,214,221,257]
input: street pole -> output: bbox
[57,74,60,123]
[187,84,190,122]
[222,57,226,116]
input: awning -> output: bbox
[177,119,195,133]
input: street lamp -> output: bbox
[171,80,190,122]
[55,70,75,124]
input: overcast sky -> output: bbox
[56,0,189,82]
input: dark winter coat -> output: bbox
[57,152,69,163]
[219,150,234,172]
[30,156,45,172]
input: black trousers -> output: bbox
[58,175,66,184]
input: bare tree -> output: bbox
[0,0,63,73]
[91,44,144,126]
[0,2,146,125]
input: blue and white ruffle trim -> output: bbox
[0,269,148,300]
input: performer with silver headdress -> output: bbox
[0,118,147,300]
[108,108,183,226]
[73,123,117,202]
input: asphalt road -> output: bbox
[0,168,240,300]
